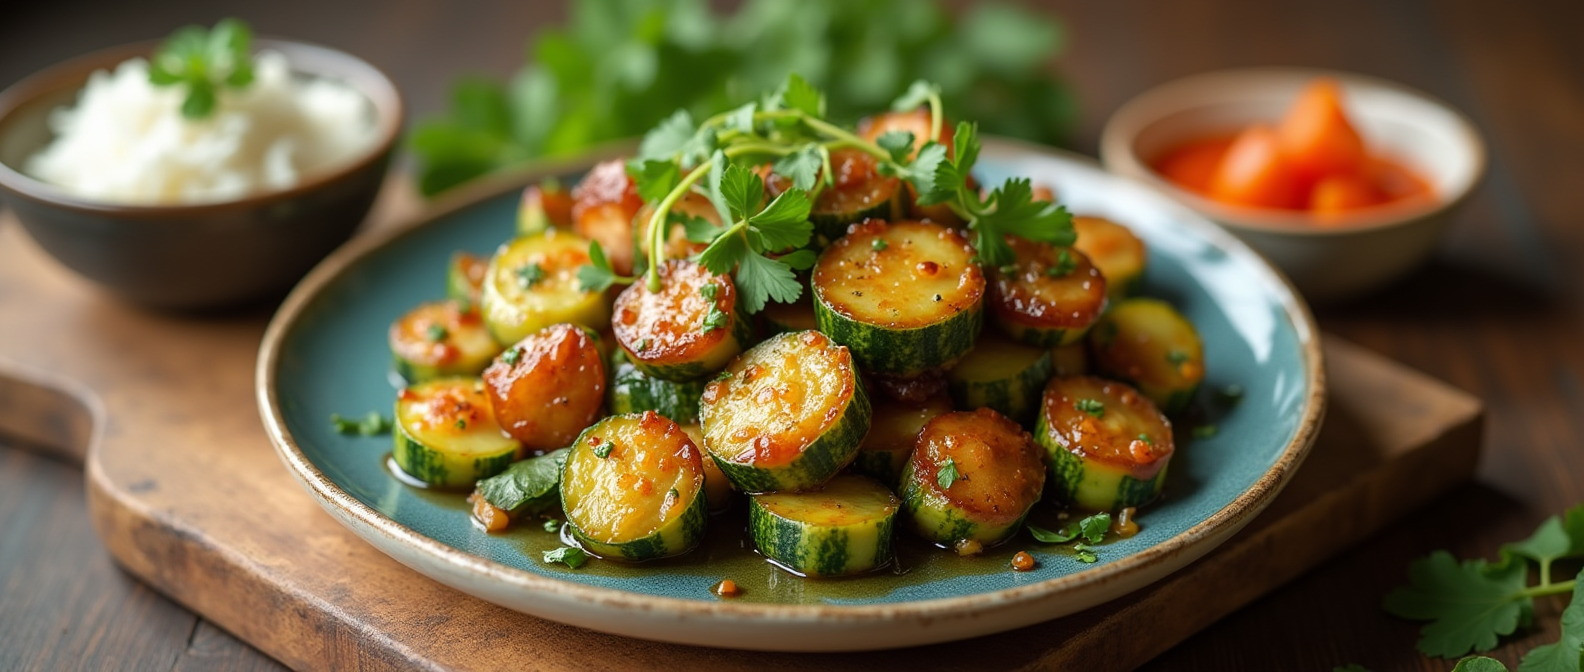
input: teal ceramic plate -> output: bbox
[257,139,1324,652]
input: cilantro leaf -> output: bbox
[733,249,801,313]
[1383,550,1533,658]
[747,191,814,252]
[1515,568,1583,672]
[475,449,566,516]
[638,109,696,161]
[720,163,764,222]
[542,546,588,569]
[149,19,256,120]
[951,120,980,177]
[780,73,826,118]
[778,249,817,271]
[912,142,960,206]
[697,225,747,277]
[725,101,757,134]
[1028,524,1079,544]
[876,131,916,163]
[891,79,940,112]
[330,411,391,437]
[629,159,681,203]
[1078,512,1112,544]
[772,144,823,191]
[682,214,725,244]
[701,303,730,332]
[1455,658,1511,672]
[937,458,960,489]
[980,178,1076,247]
[577,240,620,292]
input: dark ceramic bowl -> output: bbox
[0,38,402,309]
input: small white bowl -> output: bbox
[1101,68,1485,302]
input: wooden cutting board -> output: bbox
[0,186,1482,671]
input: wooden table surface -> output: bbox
[2,1,1580,670]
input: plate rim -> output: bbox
[255,138,1326,628]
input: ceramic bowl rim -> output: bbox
[255,139,1326,626]
[0,37,404,216]
[1100,66,1486,238]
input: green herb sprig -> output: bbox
[330,411,391,436]
[148,18,255,120]
[1028,512,1111,564]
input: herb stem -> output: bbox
[926,90,943,143]
[1513,579,1576,599]
[723,142,796,159]
[800,115,890,161]
[647,159,716,290]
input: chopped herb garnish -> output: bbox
[148,19,255,120]
[516,263,546,288]
[455,419,467,430]
[1167,350,1191,365]
[936,458,960,489]
[1192,425,1218,439]
[593,440,614,459]
[331,411,390,436]
[575,240,636,293]
[701,303,730,332]
[637,339,650,353]
[425,324,449,342]
[1075,399,1105,418]
[1028,524,1079,544]
[1138,433,1153,445]
[667,487,680,504]
[714,370,734,382]
[699,283,719,300]
[1078,513,1111,544]
[1045,249,1076,277]
[1073,543,1099,564]
[872,238,889,251]
[502,347,522,366]
[543,519,561,533]
[1217,385,1245,406]
[542,546,588,569]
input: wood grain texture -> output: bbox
[2,0,1580,669]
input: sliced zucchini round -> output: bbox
[446,252,488,309]
[389,301,502,384]
[1051,341,1089,377]
[606,348,708,424]
[1072,216,1147,301]
[393,377,522,489]
[680,424,735,512]
[518,179,574,236]
[483,323,606,452]
[899,408,1046,552]
[570,159,644,276]
[700,330,870,493]
[1036,375,1175,511]
[613,260,752,381]
[946,328,1054,425]
[858,109,963,226]
[1088,298,1205,414]
[480,230,611,346]
[813,220,985,377]
[766,148,901,242]
[561,412,708,561]
[853,393,953,488]
[868,370,949,405]
[989,238,1107,348]
[749,475,900,577]
[759,296,818,335]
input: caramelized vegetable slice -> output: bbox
[613,260,752,381]
[389,300,501,383]
[480,230,611,345]
[899,408,1046,553]
[561,412,707,561]
[1072,216,1147,301]
[750,475,900,577]
[700,331,870,493]
[571,159,644,276]
[989,237,1106,348]
[393,377,522,489]
[1088,298,1205,414]
[813,220,985,376]
[1036,376,1174,511]
[447,252,489,308]
[946,328,1054,425]
[853,393,953,488]
[680,424,734,512]
[483,323,606,452]
[518,180,574,236]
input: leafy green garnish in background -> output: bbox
[148,18,255,120]
[410,0,1074,196]
[1384,503,1584,670]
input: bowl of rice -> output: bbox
[0,31,402,308]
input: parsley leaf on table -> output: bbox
[542,546,588,569]
[1515,569,1584,672]
[1078,512,1112,545]
[1456,658,1513,672]
[1384,550,1533,658]
[1499,515,1576,585]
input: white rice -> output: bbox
[25,51,374,205]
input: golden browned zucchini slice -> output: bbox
[1036,375,1175,511]
[561,412,707,561]
[392,377,522,489]
[483,323,606,452]
[571,159,644,276]
[1072,216,1147,301]
[612,260,751,381]
[989,237,1107,347]
[389,300,501,383]
[853,393,953,487]
[1088,298,1205,414]
[898,408,1047,553]
[480,230,611,345]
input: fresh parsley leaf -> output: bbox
[542,546,588,569]
[501,347,522,366]
[475,449,567,515]
[629,159,681,203]
[981,177,1075,246]
[1502,516,1574,581]
[638,110,697,161]
[1046,248,1076,277]
[1075,399,1104,417]
[455,419,468,430]
[772,145,823,192]
[543,519,562,533]
[1455,657,1510,672]
[733,249,802,313]
[1074,545,1098,563]
[700,283,719,301]
[1515,569,1583,672]
[872,238,889,252]
[720,163,764,222]
[149,19,255,120]
[593,440,614,459]
[780,73,826,118]
[902,142,950,205]
[1384,550,1533,658]
[425,324,449,342]
[330,411,390,437]
[1028,524,1078,544]
[951,120,981,178]
[681,213,725,244]
[697,225,748,277]
[701,303,730,332]
[778,249,817,271]
[891,79,941,112]
[748,194,814,251]
[876,131,916,163]
[937,458,960,489]
[725,101,757,134]
[1078,513,1112,545]
[516,263,545,288]
[576,241,620,293]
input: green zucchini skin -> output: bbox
[1087,298,1205,415]
[1072,216,1148,303]
[1035,375,1175,511]
[389,301,502,384]
[560,412,708,561]
[446,252,488,309]
[897,408,1046,552]
[759,296,819,335]
[989,239,1107,349]
[852,394,953,488]
[700,331,871,494]
[946,330,1054,425]
[392,378,522,489]
[606,349,708,424]
[479,231,612,346]
[812,220,986,377]
[748,475,900,577]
